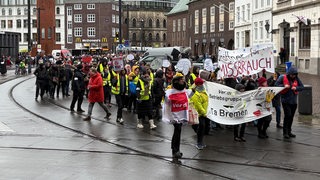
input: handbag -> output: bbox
[188,103,199,125]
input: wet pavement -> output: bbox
[0,69,320,179]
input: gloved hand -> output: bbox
[265,89,275,103]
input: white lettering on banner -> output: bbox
[218,44,275,79]
[204,81,284,125]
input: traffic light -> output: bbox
[116,32,119,41]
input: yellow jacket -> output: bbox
[190,90,208,117]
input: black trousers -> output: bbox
[234,123,246,138]
[171,123,182,154]
[70,90,84,110]
[257,115,272,135]
[282,103,297,135]
[115,94,124,118]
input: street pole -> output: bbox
[37,8,41,45]
[119,0,122,46]
[27,0,31,52]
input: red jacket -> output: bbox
[88,72,104,103]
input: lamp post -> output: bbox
[140,19,144,52]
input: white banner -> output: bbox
[204,81,284,125]
[218,44,274,79]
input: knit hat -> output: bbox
[194,77,204,86]
[257,77,267,86]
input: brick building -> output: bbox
[167,0,235,59]
[64,0,126,54]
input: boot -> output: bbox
[137,119,144,129]
[83,116,91,121]
[149,119,157,130]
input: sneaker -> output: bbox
[283,134,290,139]
[234,137,242,142]
[137,123,144,129]
[70,108,75,112]
[240,137,246,142]
[117,118,124,125]
[83,116,91,121]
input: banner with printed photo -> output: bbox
[112,57,124,72]
[204,81,284,125]
[217,44,274,79]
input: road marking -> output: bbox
[0,121,14,132]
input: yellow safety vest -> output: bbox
[150,71,154,85]
[111,73,128,95]
[138,79,151,101]
[188,73,197,88]
[102,72,110,86]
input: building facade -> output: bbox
[122,0,176,51]
[64,0,126,54]
[167,0,235,59]
[272,0,320,75]
[0,0,65,54]
[0,31,20,59]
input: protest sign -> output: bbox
[217,44,274,79]
[112,57,124,71]
[176,58,191,75]
[150,58,162,70]
[204,81,283,125]
[204,58,214,72]
[162,59,171,68]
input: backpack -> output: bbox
[129,81,137,95]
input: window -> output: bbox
[255,0,258,9]
[148,18,152,28]
[242,5,245,21]
[56,19,61,28]
[1,9,5,16]
[132,19,136,27]
[229,2,234,12]
[56,33,61,42]
[254,22,258,40]
[259,21,263,39]
[74,14,82,23]
[305,59,310,69]
[202,8,207,33]
[74,27,82,37]
[247,4,250,21]
[195,10,199,34]
[74,4,82,10]
[219,22,224,31]
[87,4,95,9]
[67,34,72,43]
[67,6,72,16]
[163,19,166,28]
[178,19,181,32]
[210,6,215,33]
[112,4,116,10]
[17,19,21,28]
[163,33,166,41]
[132,33,136,42]
[156,33,160,41]
[183,18,186,31]
[236,32,240,48]
[229,21,234,29]
[1,20,5,28]
[87,14,95,23]
[23,19,27,28]
[8,20,12,28]
[112,14,115,23]
[219,4,224,13]
[299,22,311,49]
[156,19,160,28]
[267,0,271,6]
[9,8,12,15]
[173,20,176,32]
[17,8,21,15]
[48,27,52,39]
[56,7,60,15]
[236,7,240,23]
[241,31,245,47]
[116,15,119,24]
[87,27,95,37]
[67,21,72,29]
[24,8,27,15]
[41,28,45,39]
[23,33,28,42]
[261,0,264,8]
[32,19,37,28]
[148,33,152,41]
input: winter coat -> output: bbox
[88,72,104,103]
[72,69,86,92]
[190,90,208,117]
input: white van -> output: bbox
[143,46,189,58]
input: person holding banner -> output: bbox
[233,84,247,142]
[190,77,209,150]
[163,73,194,158]
[256,77,272,139]
[276,67,304,139]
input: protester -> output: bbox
[152,69,165,120]
[83,68,112,121]
[136,70,156,129]
[163,73,194,159]
[33,60,48,100]
[111,69,128,125]
[256,77,272,139]
[70,64,86,112]
[233,83,247,142]
[190,77,209,149]
[276,67,304,139]
[267,72,282,128]
[128,65,140,113]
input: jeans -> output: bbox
[274,105,281,125]
[282,103,297,135]
[87,102,110,117]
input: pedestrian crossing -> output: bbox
[0,121,14,132]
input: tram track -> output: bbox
[6,77,320,179]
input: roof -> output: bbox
[166,0,189,15]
